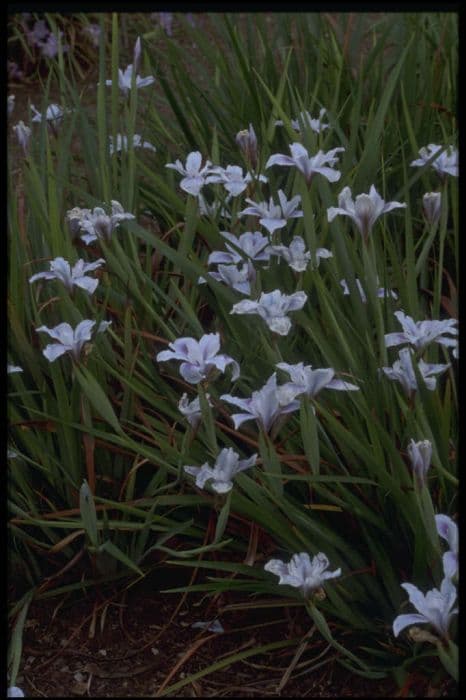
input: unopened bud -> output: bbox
[133,36,141,72]
[312,587,327,602]
[407,438,432,490]
[236,124,258,170]
[408,626,439,645]
[12,121,31,155]
[422,192,442,226]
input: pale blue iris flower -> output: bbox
[7,364,23,374]
[29,257,105,295]
[36,320,111,363]
[208,164,268,197]
[327,185,406,243]
[30,103,66,128]
[178,392,212,429]
[208,231,272,266]
[410,144,458,178]
[231,289,307,336]
[220,372,301,433]
[275,108,329,133]
[197,194,232,219]
[265,552,341,597]
[340,278,398,303]
[184,447,257,493]
[266,143,344,185]
[384,311,458,354]
[199,261,256,295]
[12,121,31,154]
[239,190,303,235]
[166,151,214,196]
[67,201,135,244]
[156,333,240,385]
[270,236,332,272]
[105,63,155,95]
[380,348,450,396]
[393,577,458,639]
[276,362,359,398]
[435,515,458,580]
[109,134,156,155]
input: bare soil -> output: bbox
[14,578,457,698]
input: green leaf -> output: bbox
[79,480,99,547]
[98,539,144,577]
[73,365,123,435]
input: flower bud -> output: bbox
[235,124,258,170]
[407,438,432,488]
[12,121,31,155]
[422,192,442,226]
[133,36,141,73]
[407,626,439,645]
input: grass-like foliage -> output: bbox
[8,11,457,692]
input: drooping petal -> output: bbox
[42,343,69,363]
[179,362,205,384]
[393,613,429,638]
[73,277,99,295]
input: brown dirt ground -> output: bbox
[14,577,457,698]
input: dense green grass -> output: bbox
[8,11,457,692]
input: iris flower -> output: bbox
[184,447,257,493]
[270,236,332,272]
[384,311,458,354]
[435,515,458,580]
[340,278,398,302]
[105,63,155,95]
[327,185,406,243]
[31,103,66,128]
[220,372,301,433]
[380,348,450,397]
[410,144,458,178]
[197,194,231,219]
[109,134,156,155]
[68,201,135,244]
[208,165,267,197]
[166,151,214,196]
[266,143,344,185]
[275,108,329,133]
[276,362,359,398]
[12,121,31,154]
[178,392,212,429]
[36,320,111,363]
[231,289,307,336]
[29,257,105,294]
[208,231,272,266]
[7,364,23,374]
[199,261,256,295]
[239,190,303,236]
[156,333,240,385]
[265,552,341,597]
[393,577,458,639]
